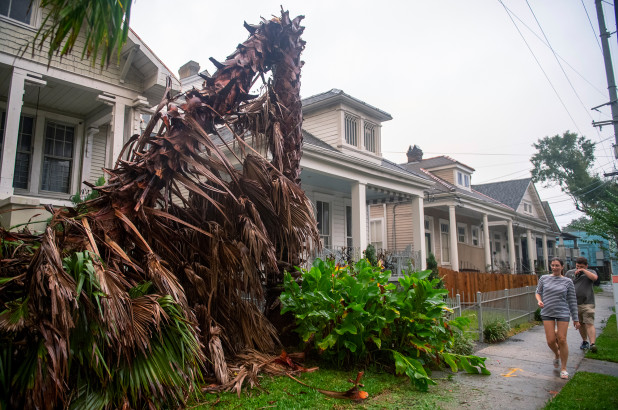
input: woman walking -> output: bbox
[535,258,580,379]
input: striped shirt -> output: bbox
[535,274,578,320]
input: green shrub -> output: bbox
[363,244,378,266]
[280,258,490,391]
[534,307,542,322]
[426,252,443,288]
[449,331,475,355]
[70,175,105,205]
[483,319,510,343]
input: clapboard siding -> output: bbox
[303,109,340,148]
[90,126,108,183]
[432,169,454,185]
[386,202,414,252]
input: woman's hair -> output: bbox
[550,257,564,266]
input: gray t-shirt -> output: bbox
[536,274,578,320]
[565,268,597,305]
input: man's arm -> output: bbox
[579,268,598,282]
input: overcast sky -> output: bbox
[130,0,618,228]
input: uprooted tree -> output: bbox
[1,9,320,409]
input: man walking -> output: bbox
[565,257,599,352]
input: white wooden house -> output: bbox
[0,1,180,229]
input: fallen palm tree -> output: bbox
[0,8,319,409]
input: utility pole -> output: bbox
[593,0,618,159]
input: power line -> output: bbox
[498,0,585,137]
[501,1,607,97]
[581,0,604,53]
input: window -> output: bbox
[344,113,358,146]
[316,200,331,248]
[13,115,34,190]
[493,233,501,256]
[471,226,480,246]
[457,171,470,188]
[424,216,433,255]
[345,205,353,248]
[364,121,377,153]
[41,121,75,193]
[523,202,532,214]
[457,223,467,243]
[440,220,450,263]
[369,219,384,249]
[0,0,33,24]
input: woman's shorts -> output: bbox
[541,316,570,322]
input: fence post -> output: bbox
[526,286,532,320]
[456,293,461,318]
[505,288,510,326]
[477,291,483,342]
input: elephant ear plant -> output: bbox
[280,259,490,391]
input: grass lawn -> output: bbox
[593,286,603,294]
[586,314,618,362]
[188,367,459,409]
[544,372,618,409]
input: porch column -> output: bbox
[507,220,516,274]
[110,99,127,167]
[542,233,549,271]
[448,205,459,271]
[483,214,491,270]
[527,229,535,274]
[0,68,27,198]
[351,181,367,253]
[411,195,426,270]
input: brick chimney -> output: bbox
[178,60,200,79]
[406,145,423,163]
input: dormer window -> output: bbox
[523,202,532,214]
[457,171,470,188]
[364,121,377,153]
[344,113,359,146]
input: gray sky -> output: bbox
[130,0,618,228]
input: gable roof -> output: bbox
[301,89,393,121]
[408,155,475,172]
[472,178,532,210]
[542,201,561,233]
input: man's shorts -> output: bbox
[578,304,595,325]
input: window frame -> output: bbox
[40,119,76,194]
[424,216,434,255]
[439,219,450,264]
[363,121,378,154]
[471,226,480,247]
[369,217,386,250]
[457,222,468,244]
[0,0,40,29]
[344,112,359,147]
[315,198,332,249]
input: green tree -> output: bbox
[531,131,618,257]
[30,0,133,67]
[530,131,616,211]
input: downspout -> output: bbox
[392,203,398,251]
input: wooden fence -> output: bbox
[439,267,538,303]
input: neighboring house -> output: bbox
[399,148,559,274]
[300,90,434,272]
[0,1,180,230]
[560,231,617,278]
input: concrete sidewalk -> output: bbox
[441,285,617,410]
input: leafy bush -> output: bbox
[280,258,490,391]
[449,331,475,356]
[426,252,443,288]
[70,175,105,205]
[534,307,542,322]
[363,244,378,266]
[483,319,510,343]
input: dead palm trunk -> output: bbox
[0,8,318,408]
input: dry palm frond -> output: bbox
[1,8,317,408]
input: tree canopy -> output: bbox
[531,131,618,256]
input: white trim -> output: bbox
[439,218,450,264]
[424,215,435,255]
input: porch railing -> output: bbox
[304,246,421,280]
